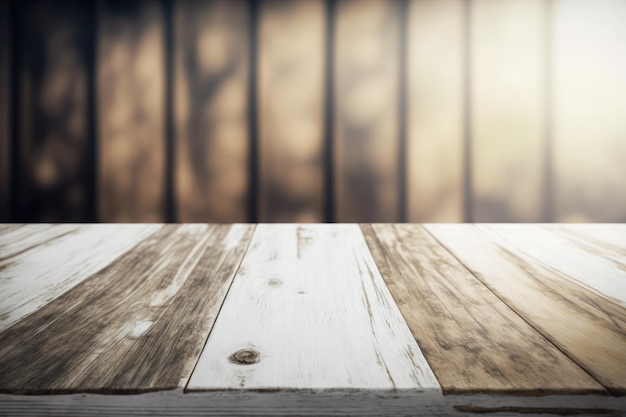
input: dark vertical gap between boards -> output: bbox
[1,0,11,222]
[323,0,336,223]
[397,0,408,223]
[163,0,175,223]
[541,0,554,223]
[86,0,98,222]
[462,0,473,223]
[247,0,259,223]
[9,0,21,222]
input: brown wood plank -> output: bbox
[470,0,545,222]
[334,0,400,222]
[258,0,325,222]
[426,224,626,395]
[553,1,626,222]
[174,0,249,222]
[407,0,464,222]
[361,223,604,395]
[0,224,254,393]
[0,0,9,221]
[12,0,93,221]
[97,0,166,222]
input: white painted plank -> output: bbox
[549,224,626,249]
[0,224,80,260]
[187,224,439,391]
[0,224,161,331]
[475,224,626,307]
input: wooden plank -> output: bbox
[0,224,160,332]
[334,0,400,222]
[476,224,626,307]
[258,0,325,222]
[0,224,254,393]
[426,224,626,395]
[12,0,92,221]
[553,0,626,222]
[361,223,603,395]
[0,223,80,260]
[548,224,626,252]
[0,0,9,221]
[97,0,165,222]
[174,0,249,222]
[2,391,626,417]
[187,224,439,391]
[470,0,545,222]
[407,0,464,222]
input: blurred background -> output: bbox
[0,0,625,223]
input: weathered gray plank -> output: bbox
[0,224,254,393]
[362,223,604,395]
[1,390,626,417]
[426,224,626,395]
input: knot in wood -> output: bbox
[230,349,260,365]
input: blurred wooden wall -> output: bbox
[1,0,625,223]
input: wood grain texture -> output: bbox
[426,224,626,395]
[174,0,249,222]
[407,0,464,222]
[0,223,79,260]
[471,0,545,222]
[334,0,400,222]
[0,224,253,393]
[549,224,626,253]
[12,0,92,221]
[97,0,165,222]
[553,0,626,222]
[361,223,603,395]
[258,0,325,222]
[2,391,626,417]
[0,224,160,332]
[476,224,626,307]
[0,0,9,221]
[187,224,439,391]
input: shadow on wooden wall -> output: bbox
[1,0,625,223]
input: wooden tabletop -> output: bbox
[0,223,624,416]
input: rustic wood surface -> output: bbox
[361,223,603,394]
[0,224,253,393]
[0,223,624,416]
[0,224,160,332]
[187,224,439,391]
[426,224,626,395]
